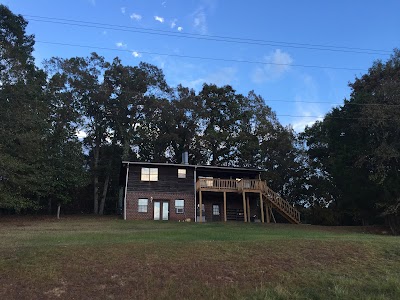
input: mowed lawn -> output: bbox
[0,217,399,300]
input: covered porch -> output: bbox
[196,178,300,224]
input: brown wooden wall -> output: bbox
[127,164,195,193]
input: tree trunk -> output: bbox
[99,174,110,215]
[57,203,61,219]
[93,136,100,214]
[48,198,52,215]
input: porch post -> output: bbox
[223,191,227,222]
[259,192,264,223]
[246,196,251,222]
[199,190,203,223]
[242,191,247,222]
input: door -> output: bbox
[154,201,169,221]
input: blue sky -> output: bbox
[3,0,399,131]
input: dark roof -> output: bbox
[121,161,263,172]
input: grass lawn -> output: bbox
[0,216,399,299]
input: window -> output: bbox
[141,168,158,181]
[213,204,220,216]
[175,199,184,214]
[178,169,186,179]
[138,198,148,213]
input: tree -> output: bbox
[303,49,400,230]
[0,5,49,212]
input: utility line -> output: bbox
[35,40,368,72]
[274,114,399,121]
[265,99,400,107]
[35,41,398,108]
[25,15,392,56]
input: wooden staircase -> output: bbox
[259,181,300,224]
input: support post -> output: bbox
[242,191,247,222]
[266,202,270,224]
[271,208,276,223]
[246,196,251,222]
[223,191,227,222]
[259,192,264,223]
[199,190,203,223]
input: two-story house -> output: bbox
[121,157,300,224]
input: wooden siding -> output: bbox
[127,164,194,193]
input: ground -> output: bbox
[0,216,399,299]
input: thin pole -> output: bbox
[223,191,227,222]
[242,191,247,222]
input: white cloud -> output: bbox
[130,13,142,21]
[116,42,127,48]
[252,49,293,83]
[121,7,126,14]
[154,16,164,23]
[170,19,177,29]
[177,26,183,32]
[180,67,238,91]
[162,1,167,7]
[192,7,207,34]
[76,130,87,139]
[132,51,141,58]
[291,74,324,132]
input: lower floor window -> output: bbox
[138,198,148,212]
[213,204,220,215]
[175,199,184,214]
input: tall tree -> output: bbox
[303,49,400,230]
[0,5,48,211]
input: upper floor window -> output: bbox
[178,169,186,179]
[141,168,158,181]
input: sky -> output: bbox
[2,0,400,131]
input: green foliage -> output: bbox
[303,49,400,228]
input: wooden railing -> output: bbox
[260,182,300,223]
[196,178,300,224]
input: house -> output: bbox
[121,156,300,224]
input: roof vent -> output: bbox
[182,151,189,165]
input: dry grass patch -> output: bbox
[0,216,399,299]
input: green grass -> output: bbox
[0,216,399,299]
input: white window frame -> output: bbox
[212,204,220,216]
[141,167,158,181]
[175,199,184,214]
[178,168,186,179]
[138,198,148,213]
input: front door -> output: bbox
[154,201,169,221]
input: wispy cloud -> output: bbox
[291,74,324,132]
[116,42,127,49]
[252,49,293,83]
[154,16,164,23]
[177,26,183,32]
[88,0,96,6]
[192,7,207,34]
[162,1,167,7]
[170,19,177,29]
[132,51,141,58]
[130,13,142,21]
[121,7,126,14]
[180,67,238,90]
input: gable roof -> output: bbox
[121,161,263,173]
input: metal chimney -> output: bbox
[182,151,189,164]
